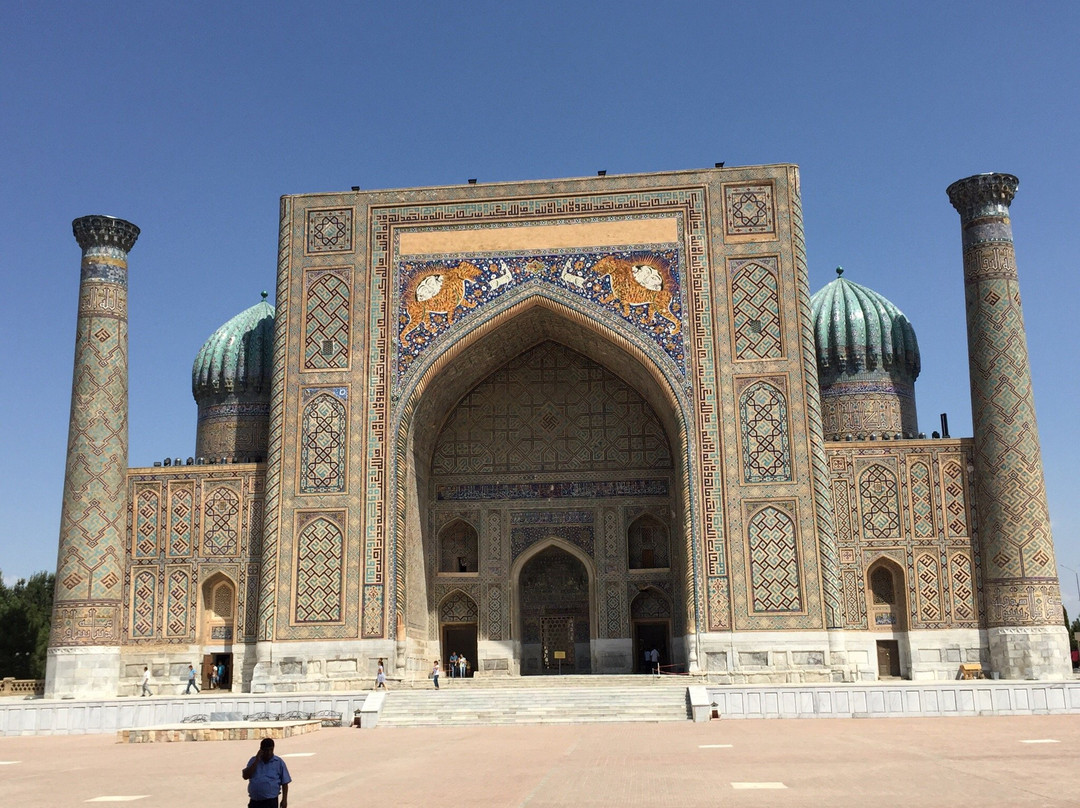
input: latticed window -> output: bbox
[870,566,895,605]
[213,582,233,619]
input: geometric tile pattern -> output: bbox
[858,463,901,538]
[915,553,942,622]
[908,461,935,537]
[432,342,673,476]
[942,461,968,538]
[299,388,347,494]
[166,567,190,638]
[949,551,976,622]
[52,241,131,646]
[294,513,344,623]
[131,568,157,638]
[746,504,802,612]
[303,269,350,370]
[396,250,685,382]
[485,584,504,641]
[723,183,776,237]
[167,482,194,557]
[306,208,353,254]
[134,486,160,558]
[827,444,982,631]
[730,258,783,360]
[202,487,240,556]
[953,187,1060,626]
[738,380,792,483]
[439,591,478,624]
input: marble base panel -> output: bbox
[988,625,1073,680]
[45,646,121,700]
[248,640,398,692]
[117,646,254,697]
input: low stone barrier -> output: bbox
[119,719,322,743]
[0,678,44,697]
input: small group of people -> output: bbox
[210,660,227,689]
[643,647,660,674]
[447,651,470,678]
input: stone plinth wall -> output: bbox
[119,719,321,743]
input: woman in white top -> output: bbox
[376,659,387,689]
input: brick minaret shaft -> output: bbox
[47,216,139,697]
[947,174,1070,679]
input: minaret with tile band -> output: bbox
[46,215,140,698]
[947,174,1070,679]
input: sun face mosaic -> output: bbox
[395,249,685,380]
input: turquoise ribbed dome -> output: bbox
[192,295,275,401]
[810,270,920,380]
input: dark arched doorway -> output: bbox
[518,545,591,675]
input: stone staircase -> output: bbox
[374,677,692,727]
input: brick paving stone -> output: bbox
[1,715,1077,807]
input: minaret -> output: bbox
[46,215,140,698]
[946,174,1070,679]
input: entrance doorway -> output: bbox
[442,623,478,678]
[518,545,591,675]
[876,640,901,678]
[633,622,669,674]
[202,652,233,690]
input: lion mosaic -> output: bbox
[594,255,681,333]
[401,261,484,339]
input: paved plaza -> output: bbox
[1,714,1077,806]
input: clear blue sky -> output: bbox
[3,2,1079,614]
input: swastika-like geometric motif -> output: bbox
[134,487,159,558]
[630,588,671,619]
[244,563,260,639]
[859,464,901,538]
[131,568,156,638]
[202,487,240,556]
[746,505,802,612]
[433,342,672,475]
[166,567,190,637]
[949,552,976,622]
[841,568,865,628]
[294,515,344,623]
[303,269,350,370]
[909,461,935,537]
[942,461,968,538]
[723,183,775,236]
[439,591,478,624]
[706,576,730,631]
[300,389,347,493]
[306,208,353,253]
[730,258,783,360]
[168,482,194,557]
[915,553,942,622]
[739,381,792,482]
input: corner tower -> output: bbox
[47,215,139,698]
[947,173,1070,679]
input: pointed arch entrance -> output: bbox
[199,572,236,689]
[394,296,694,677]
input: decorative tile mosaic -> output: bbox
[723,183,776,237]
[299,387,347,494]
[305,208,353,254]
[510,525,594,560]
[436,479,669,501]
[729,257,784,360]
[738,379,792,483]
[293,512,345,623]
[395,249,684,382]
[746,504,802,612]
[303,268,351,370]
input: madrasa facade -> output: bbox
[46,166,1072,698]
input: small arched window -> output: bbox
[627,514,669,570]
[439,519,479,573]
[870,566,895,605]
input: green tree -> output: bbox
[0,571,54,679]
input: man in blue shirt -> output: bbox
[242,738,292,808]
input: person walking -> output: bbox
[140,666,152,697]
[242,737,291,808]
[375,659,387,689]
[431,659,440,690]
[650,647,660,674]
[185,664,200,694]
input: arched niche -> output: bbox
[438,519,479,573]
[867,557,907,632]
[512,539,596,675]
[200,572,236,644]
[627,514,670,570]
[394,295,695,657]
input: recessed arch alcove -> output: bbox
[391,293,697,675]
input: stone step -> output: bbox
[374,685,690,727]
